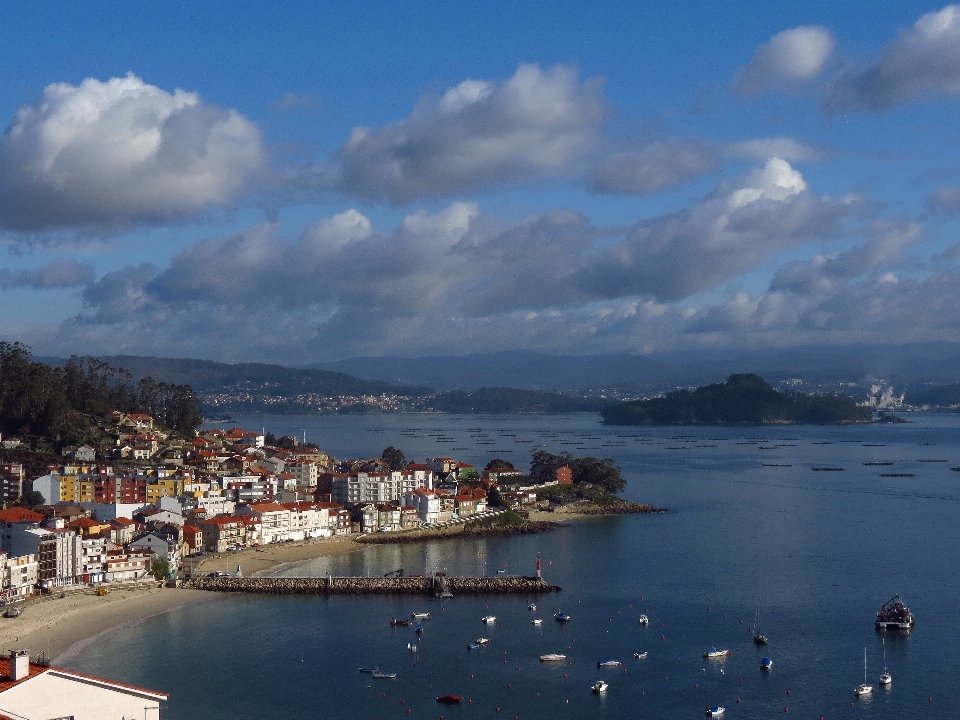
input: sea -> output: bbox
[58,412,960,719]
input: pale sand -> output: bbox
[195,534,364,577]
[2,586,214,662]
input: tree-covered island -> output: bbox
[601,373,872,426]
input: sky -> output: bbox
[3,1,960,364]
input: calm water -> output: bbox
[60,413,960,719]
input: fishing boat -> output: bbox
[390,617,410,627]
[703,648,730,660]
[875,594,914,631]
[412,612,432,620]
[407,643,418,651]
[879,637,892,687]
[481,615,496,624]
[437,695,462,704]
[358,667,378,673]
[597,660,622,668]
[532,619,543,626]
[591,680,609,694]
[475,637,490,645]
[638,614,649,626]
[539,653,567,662]
[415,623,424,634]
[752,603,768,645]
[706,707,725,717]
[760,656,772,671]
[528,603,537,611]
[554,611,572,622]
[372,671,397,679]
[633,651,648,660]
[854,647,873,697]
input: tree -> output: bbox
[16,490,45,509]
[381,446,407,471]
[150,557,170,581]
[570,456,626,494]
[484,458,515,472]
[277,436,298,450]
[487,486,504,508]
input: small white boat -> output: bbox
[481,615,496,624]
[703,648,730,660]
[855,647,873,697]
[638,614,649,626]
[539,653,567,662]
[591,680,608,694]
[761,656,772,670]
[528,603,537,611]
[372,671,397,679]
[597,660,622,668]
[633,651,648,660]
[532,619,543,626]
[879,637,892,687]
[475,637,490,645]
[706,707,724,717]
[412,612,432,619]
[407,642,418,652]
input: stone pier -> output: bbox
[181,575,560,595]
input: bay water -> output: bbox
[59,413,960,718]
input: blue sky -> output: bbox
[2,1,960,362]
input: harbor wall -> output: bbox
[181,576,560,595]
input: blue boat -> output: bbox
[761,656,773,670]
[415,623,424,634]
[706,707,724,717]
[554,611,571,622]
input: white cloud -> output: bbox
[723,137,826,162]
[0,73,263,232]
[336,64,607,202]
[823,4,960,111]
[588,140,717,195]
[736,26,835,98]
[0,258,94,289]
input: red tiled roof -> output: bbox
[66,517,102,528]
[246,502,287,513]
[0,508,43,524]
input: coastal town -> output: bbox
[0,412,571,602]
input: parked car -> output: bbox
[4,606,22,618]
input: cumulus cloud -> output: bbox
[588,140,717,194]
[572,158,861,302]
[0,73,263,232]
[927,184,960,214]
[823,5,960,111]
[770,221,920,296]
[736,25,836,97]
[0,258,94,289]
[723,137,826,162]
[336,64,607,202]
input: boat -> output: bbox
[554,611,572,622]
[528,603,537,611]
[412,612,432,620]
[475,637,490,645]
[532,619,543,626]
[638,614,649,626]
[539,653,567,662]
[407,643,418,651]
[359,667,378,673]
[703,648,730,660]
[854,647,873,697]
[706,707,725,717]
[875,594,914,631]
[481,615,496,624]
[879,637,892,687]
[467,643,481,650]
[415,624,424,634]
[761,656,772,670]
[633,652,648,660]
[437,695,462,704]
[752,603,768,645]
[390,617,410,627]
[591,680,609,694]
[372,672,397,679]
[597,660,622,668]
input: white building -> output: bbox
[332,470,432,505]
[0,649,168,719]
[1,554,38,600]
[403,488,440,526]
[235,502,291,544]
[289,461,319,490]
[282,501,333,540]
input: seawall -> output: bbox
[181,575,560,595]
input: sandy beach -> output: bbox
[195,534,364,577]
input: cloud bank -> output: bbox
[735,25,836,98]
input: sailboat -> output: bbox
[879,637,892,687]
[854,647,873,697]
[752,602,768,645]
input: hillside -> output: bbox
[601,373,872,426]
[430,387,608,413]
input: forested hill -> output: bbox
[601,373,872,426]
[45,355,430,398]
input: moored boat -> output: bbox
[597,660,622,668]
[638,614,649,626]
[437,695,462,704]
[703,648,730,660]
[761,656,772,670]
[475,637,490,645]
[407,642,418,651]
[540,653,567,662]
[359,667,378,673]
[706,706,725,717]
[415,623,424,634]
[633,651,648,660]
[372,671,397,679]
[875,594,914,631]
[412,612,432,620]
[532,619,543,626]
[879,636,892,687]
[481,615,496,624]
[390,617,410,627]
[554,611,571,622]
[528,603,537,611]
[855,647,873,697]
[591,680,609,694]
[467,643,481,650]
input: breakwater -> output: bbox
[181,575,560,595]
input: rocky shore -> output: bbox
[181,575,561,595]
[356,518,560,544]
